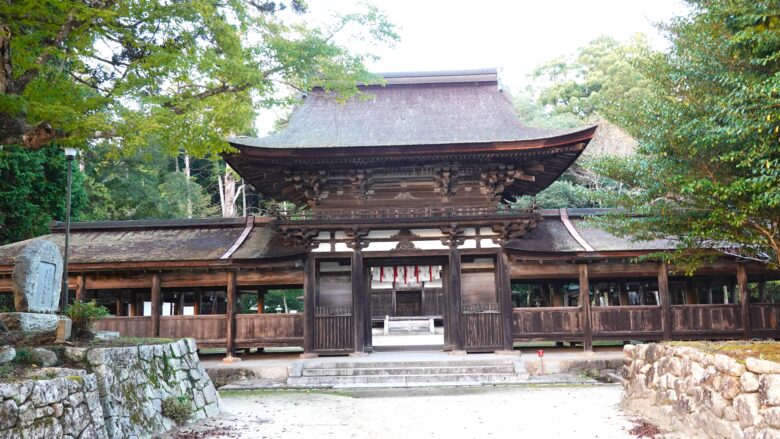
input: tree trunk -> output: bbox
[184,154,192,218]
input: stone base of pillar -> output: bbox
[449,350,467,356]
[493,350,520,356]
[348,351,369,357]
[299,352,318,359]
[222,355,242,364]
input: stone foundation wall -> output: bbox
[65,338,221,438]
[0,368,107,439]
[0,338,220,439]
[623,343,780,439]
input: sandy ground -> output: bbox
[163,384,651,439]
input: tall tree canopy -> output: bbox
[0,0,397,155]
[596,0,780,268]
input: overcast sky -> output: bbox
[258,0,688,134]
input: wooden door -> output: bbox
[313,265,354,354]
[461,263,503,352]
[396,291,422,316]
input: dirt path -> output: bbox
[163,385,653,439]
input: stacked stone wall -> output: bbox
[623,343,780,439]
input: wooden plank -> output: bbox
[738,263,751,340]
[225,271,237,358]
[579,264,592,352]
[151,274,161,337]
[94,316,152,338]
[658,262,671,340]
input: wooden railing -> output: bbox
[512,304,780,343]
[95,313,305,349]
[275,205,536,223]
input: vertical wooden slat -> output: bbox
[225,271,237,360]
[448,246,463,351]
[658,262,671,340]
[352,249,365,353]
[738,263,751,340]
[497,251,513,351]
[150,274,161,337]
[579,264,592,352]
[75,275,86,302]
[303,255,316,354]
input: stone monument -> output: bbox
[0,239,63,331]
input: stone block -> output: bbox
[92,331,119,341]
[714,354,746,377]
[55,317,72,342]
[0,399,18,429]
[763,407,780,428]
[0,312,59,332]
[761,375,780,406]
[721,375,742,399]
[0,345,15,364]
[735,393,763,428]
[743,372,761,393]
[29,348,58,367]
[748,358,780,375]
[11,239,62,313]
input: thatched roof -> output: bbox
[504,209,676,255]
[0,218,306,267]
[229,69,587,150]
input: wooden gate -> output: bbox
[460,259,504,352]
[313,306,353,353]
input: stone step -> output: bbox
[304,359,516,369]
[287,372,527,387]
[301,365,516,377]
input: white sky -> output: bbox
[257,0,687,134]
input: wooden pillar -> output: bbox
[75,275,86,302]
[619,281,629,306]
[706,280,713,304]
[497,251,514,351]
[211,291,218,315]
[303,255,316,354]
[128,292,137,316]
[256,288,266,314]
[115,291,123,316]
[151,274,161,337]
[552,282,563,307]
[448,245,463,352]
[363,265,373,352]
[352,248,366,353]
[193,289,202,315]
[579,264,592,352]
[175,292,185,315]
[686,279,697,304]
[759,276,768,303]
[738,263,751,340]
[658,262,671,340]
[224,271,239,362]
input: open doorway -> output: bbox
[368,263,445,351]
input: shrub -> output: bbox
[65,301,109,337]
[161,396,193,425]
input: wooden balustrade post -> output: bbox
[303,255,316,355]
[738,263,751,340]
[151,274,161,337]
[497,251,514,352]
[75,275,86,302]
[578,264,592,352]
[658,262,671,340]
[224,271,240,363]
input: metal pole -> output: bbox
[61,153,74,311]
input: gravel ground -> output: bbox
[162,384,662,439]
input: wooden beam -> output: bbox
[225,271,238,360]
[303,255,316,354]
[738,263,751,340]
[578,264,592,352]
[497,251,514,351]
[352,249,366,353]
[658,262,671,340]
[151,274,161,337]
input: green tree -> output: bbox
[0,145,87,244]
[0,1,398,156]
[594,0,780,269]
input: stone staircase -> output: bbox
[287,357,528,388]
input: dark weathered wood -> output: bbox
[738,263,751,340]
[256,287,266,314]
[161,315,227,347]
[94,316,153,338]
[497,251,513,351]
[150,274,161,337]
[618,281,628,306]
[352,249,365,353]
[591,306,663,339]
[448,246,463,351]
[658,262,671,340]
[303,255,316,353]
[225,271,237,358]
[75,275,86,302]
[579,264,592,352]
[512,307,583,340]
[671,304,742,336]
[194,288,202,315]
[759,277,767,303]
[235,314,304,347]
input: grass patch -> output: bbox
[666,340,780,363]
